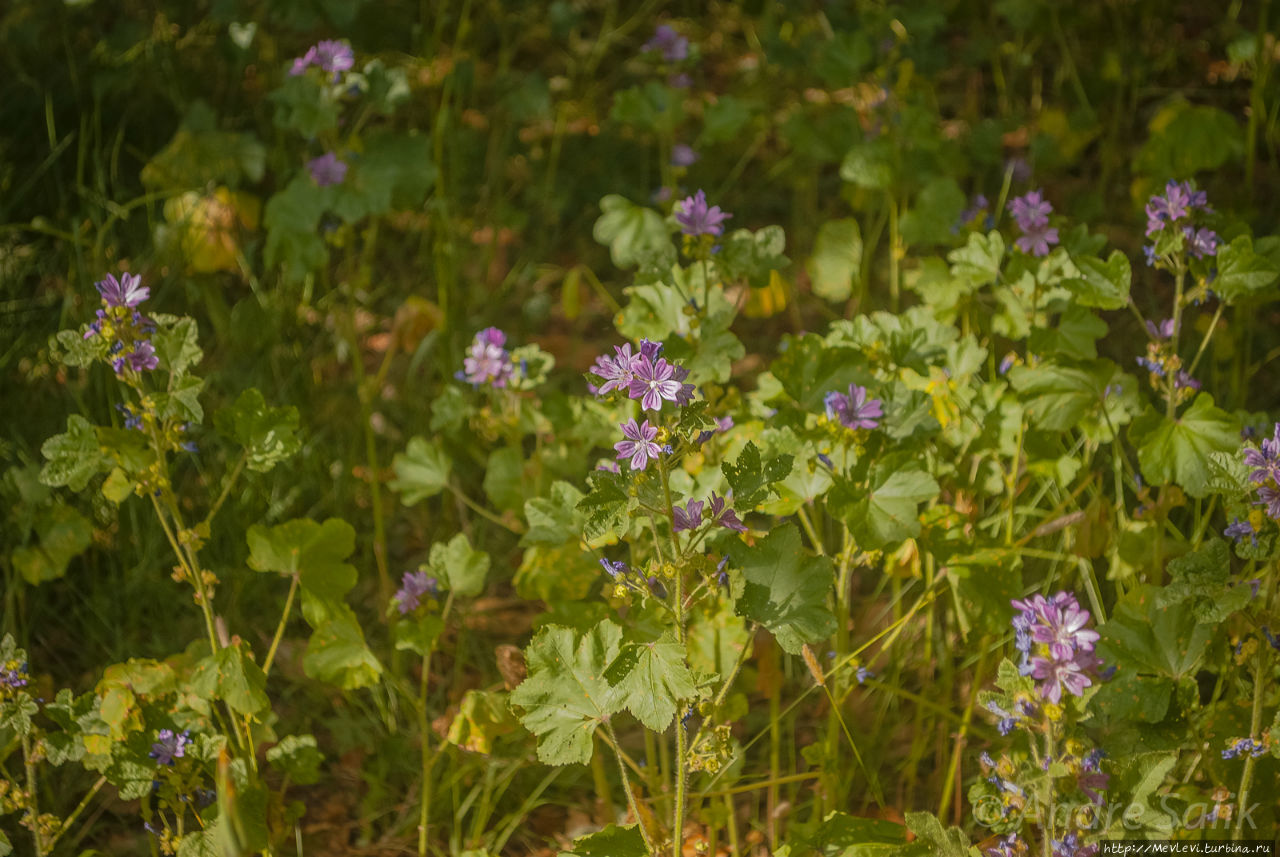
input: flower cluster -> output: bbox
[643,25,688,62]
[1058,742,1108,804]
[149,729,190,766]
[1221,736,1269,760]
[984,693,1041,736]
[84,273,160,376]
[1011,592,1101,704]
[824,384,883,431]
[978,751,1028,821]
[458,327,515,388]
[0,656,28,700]
[671,493,747,533]
[1243,422,1280,520]
[1007,190,1058,257]
[395,570,440,615]
[985,834,1029,857]
[1143,180,1217,267]
[1052,832,1099,857]
[290,39,355,80]
[1134,317,1201,404]
[590,339,695,411]
[598,557,670,600]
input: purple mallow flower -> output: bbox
[395,570,439,614]
[590,343,640,395]
[1145,318,1176,340]
[308,152,348,187]
[1184,226,1219,259]
[1174,371,1200,391]
[1258,485,1280,520]
[615,419,662,471]
[1008,190,1059,257]
[676,190,731,237]
[643,25,688,62]
[591,340,692,410]
[824,384,883,430]
[1244,424,1280,520]
[1224,517,1259,548]
[150,729,190,766]
[1008,190,1052,229]
[291,39,354,79]
[671,144,698,167]
[672,493,746,533]
[599,558,629,578]
[126,341,159,373]
[630,357,683,411]
[459,327,513,388]
[96,272,149,308]
[707,492,746,532]
[672,499,704,532]
[1243,423,1280,485]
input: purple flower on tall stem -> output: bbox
[676,190,731,237]
[1222,737,1267,760]
[643,25,688,62]
[1011,591,1101,701]
[1145,318,1176,340]
[96,272,150,308]
[599,558,630,579]
[1030,655,1094,704]
[1008,190,1052,230]
[292,40,355,79]
[308,152,348,187]
[150,729,190,766]
[671,144,698,167]
[590,343,640,395]
[460,327,513,388]
[1258,485,1280,520]
[707,492,747,532]
[313,40,355,74]
[824,384,883,430]
[1224,517,1259,547]
[629,357,682,411]
[1184,226,1219,259]
[1015,223,1059,256]
[126,341,159,373]
[672,499,704,532]
[395,570,439,614]
[1243,424,1280,485]
[615,419,662,470]
[1008,189,1058,257]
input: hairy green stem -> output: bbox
[261,572,300,678]
[1235,568,1273,839]
[23,733,44,857]
[1167,266,1187,420]
[607,719,656,854]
